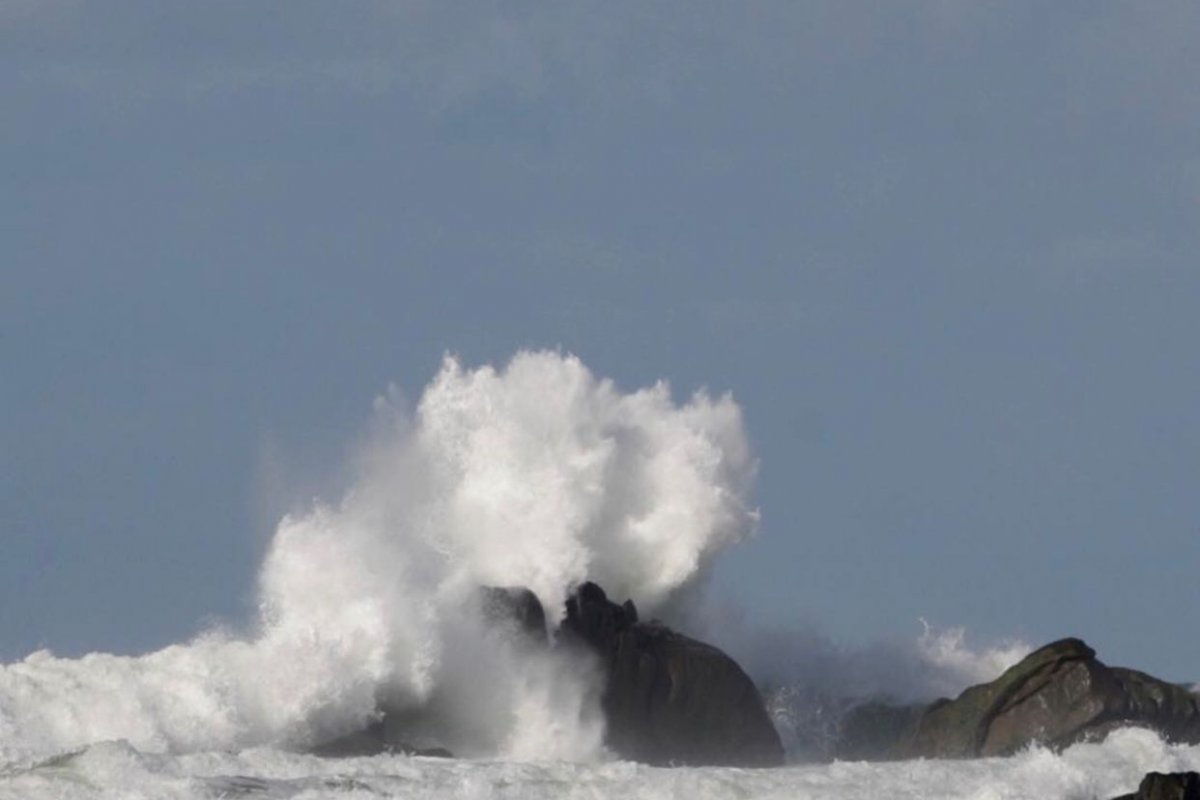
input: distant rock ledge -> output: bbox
[837,637,1200,760]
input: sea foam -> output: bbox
[3,727,1200,800]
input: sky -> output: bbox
[2,1,1198,681]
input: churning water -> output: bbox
[2,352,1195,798]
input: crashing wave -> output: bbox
[0,351,756,762]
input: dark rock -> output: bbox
[479,585,548,644]
[561,581,784,767]
[892,638,1200,758]
[1112,771,1200,800]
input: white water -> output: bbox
[3,351,1196,798]
[0,352,755,764]
[3,728,1199,799]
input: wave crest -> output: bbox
[0,351,757,761]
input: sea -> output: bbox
[4,352,1196,798]
[3,728,1200,799]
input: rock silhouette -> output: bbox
[561,582,784,767]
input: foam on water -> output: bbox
[0,352,756,764]
[3,728,1200,800]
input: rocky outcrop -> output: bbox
[1112,772,1200,800]
[310,581,780,766]
[887,638,1200,758]
[561,582,784,767]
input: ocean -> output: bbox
[4,728,1200,799]
[3,352,1195,798]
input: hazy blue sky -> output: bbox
[3,2,1198,680]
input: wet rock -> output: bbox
[893,639,1200,758]
[562,581,784,767]
[1112,771,1200,800]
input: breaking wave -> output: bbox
[5,728,1200,800]
[0,351,757,764]
[10,348,1171,788]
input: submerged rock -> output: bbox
[309,720,453,759]
[562,582,784,767]
[887,638,1200,758]
[1112,771,1200,800]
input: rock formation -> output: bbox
[837,638,1200,760]
[561,582,784,767]
[1112,772,1200,800]
[309,581,781,767]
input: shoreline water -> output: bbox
[4,727,1200,800]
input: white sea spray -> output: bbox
[0,351,756,763]
[3,349,1185,800]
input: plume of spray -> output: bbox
[0,351,759,764]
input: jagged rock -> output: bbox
[892,638,1200,758]
[561,581,784,767]
[1112,772,1200,800]
[479,585,548,644]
